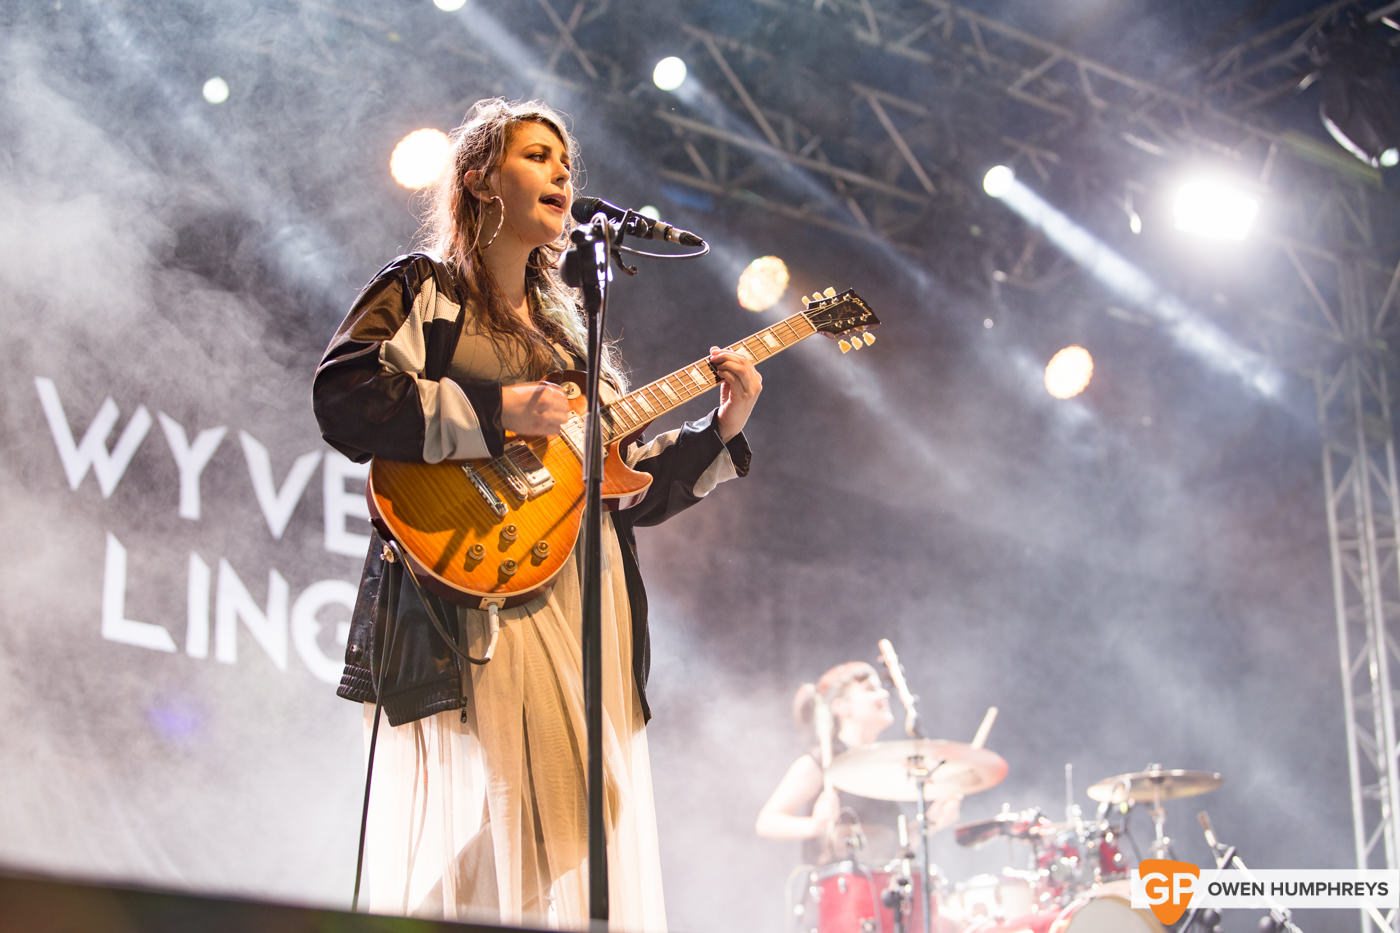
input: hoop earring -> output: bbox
[474,195,505,252]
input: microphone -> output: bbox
[571,196,706,246]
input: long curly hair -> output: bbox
[422,97,626,389]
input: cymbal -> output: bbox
[953,810,1047,848]
[1087,767,1223,804]
[827,739,1008,803]
[953,808,1075,848]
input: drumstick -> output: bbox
[877,638,921,737]
[814,694,835,792]
[970,706,998,749]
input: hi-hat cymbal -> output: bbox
[826,739,1008,803]
[1087,767,1223,804]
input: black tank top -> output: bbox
[801,742,909,867]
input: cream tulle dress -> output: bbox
[361,514,667,931]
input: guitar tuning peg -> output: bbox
[838,339,852,354]
[848,336,862,350]
[823,286,837,298]
[862,332,876,347]
[801,294,812,305]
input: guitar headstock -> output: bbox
[802,287,880,353]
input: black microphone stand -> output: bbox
[1181,812,1303,933]
[560,211,619,924]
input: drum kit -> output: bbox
[798,744,1225,933]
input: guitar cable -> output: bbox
[351,539,508,910]
[350,541,501,910]
[351,541,404,913]
[389,539,501,667]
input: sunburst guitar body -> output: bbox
[367,288,879,608]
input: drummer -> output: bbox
[755,660,962,865]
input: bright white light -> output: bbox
[736,256,790,312]
[638,205,661,221]
[1172,175,1259,241]
[389,128,452,190]
[653,57,688,92]
[433,0,467,11]
[1382,148,1399,169]
[982,164,1015,198]
[993,175,1281,398]
[202,77,230,105]
[1044,345,1094,399]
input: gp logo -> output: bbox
[1138,859,1201,925]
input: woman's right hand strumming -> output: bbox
[501,381,572,436]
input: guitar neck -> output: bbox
[602,311,818,443]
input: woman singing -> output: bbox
[313,97,760,930]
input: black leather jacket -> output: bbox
[313,254,751,726]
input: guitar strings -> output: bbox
[469,313,819,480]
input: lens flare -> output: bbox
[736,256,790,312]
[389,128,452,190]
[1044,345,1094,399]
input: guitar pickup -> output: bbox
[460,464,508,518]
[499,440,554,501]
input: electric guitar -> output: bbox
[367,287,879,608]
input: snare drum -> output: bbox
[805,860,945,933]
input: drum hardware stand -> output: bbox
[1126,766,1174,860]
[880,814,917,933]
[1064,763,1092,892]
[904,752,945,933]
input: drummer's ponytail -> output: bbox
[792,682,819,728]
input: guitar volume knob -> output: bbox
[466,543,485,562]
[531,541,550,561]
[501,524,519,544]
[499,559,518,579]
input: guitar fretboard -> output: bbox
[601,311,818,443]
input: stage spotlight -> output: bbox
[1044,345,1094,400]
[653,57,688,92]
[433,0,467,11]
[982,165,1015,198]
[736,256,789,312]
[1311,13,1400,171]
[1171,175,1258,241]
[202,77,229,105]
[389,128,451,190]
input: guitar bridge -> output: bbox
[499,440,554,500]
[461,464,508,518]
